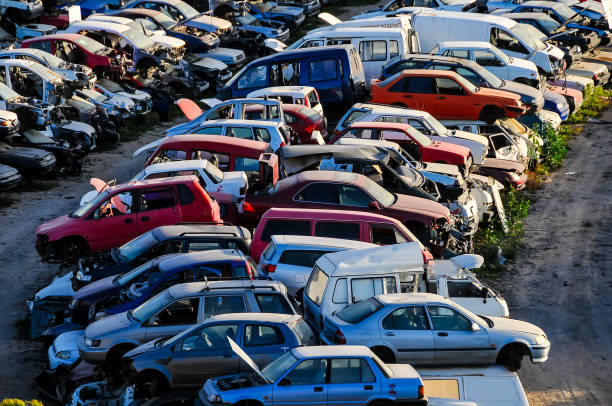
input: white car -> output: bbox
[430,41,542,89]
[258,235,377,297]
[247,86,324,116]
[79,159,248,207]
[48,330,83,369]
[354,0,477,20]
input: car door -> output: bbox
[489,27,531,63]
[358,39,388,81]
[293,182,341,209]
[379,305,434,364]
[473,50,509,81]
[426,304,491,365]
[327,357,379,405]
[135,185,182,235]
[201,295,248,320]
[273,358,328,406]
[85,190,139,249]
[433,76,474,119]
[143,297,201,342]
[337,184,375,209]
[306,57,342,105]
[242,323,289,368]
[169,323,240,387]
[401,76,437,114]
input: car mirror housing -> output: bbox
[471,322,481,332]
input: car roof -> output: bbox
[168,279,285,297]
[69,20,130,33]
[401,53,480,69]
[158,134,269,152]
[395,68,461,79]
[106,175,197,192]
[23,33,91,42]
[289,170,363,186]
[377,292,449,304]
[335,137,403,151]
[144,159,212,173]
[158,249,245,273]
[113,8,166,18]
[321,243,424,276]
[207,312,300,323]
[292,345,374,358]
[503,12,557,20]
[279,144,389,162]
[303,27,404,37]
[270,235,377,250]
[248,86,314,96]
[150,224,250,240]
[413,9,517,29]
[87,15,136,25]
[202,119,284,128]
[520,0,563,8]
[0,59,62,81]
[436,41,496,50]
[417,365,519,377]
[261,207,405,224]
[348,121,414,131]
[245,45,354,64]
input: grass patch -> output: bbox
[120,111,160,142]
[566,86,612,124]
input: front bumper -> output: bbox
[77,335,108,364]
[530,342,551,363]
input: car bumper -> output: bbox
[594,69,611,86]
[305,3,321,16]
[78,336,108,364]
[0,171,22,191]
[530,343,551,363]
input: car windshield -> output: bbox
[116,260,156,286]
[554,4,577,22]
[238,13,258,25]
[473,64,503,87]
[362,177,396,208]
[152,13,177,29]
[405,125,433,147]
[136,18,161,32]
[336,297,383,323]
[535,17,560,35]
[204,161,224,183]
[117,231,160,262]
[422,113,452,136]
[175,1,199,18]
[75,36,107,53]
[70,190,109,218]
[130,290,172,322]
[123,24,157,49]
[0,82,20,100]
[255,1,273,11]
[510,24,547,51]
[261,351,298,383]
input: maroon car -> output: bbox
[21,34,126,78]
[282,104,328,144]
[238,170,452,249]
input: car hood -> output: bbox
[421,162,462,177]
[151,33,185,49]
[426,140,470,159]
[0,163,19,177]
[0,146,50,160]
[36,215,76,235]
[509,56,538,73]
[489,316,545,336]
[476,86,521,102]
[498,80,543,104]
[54,329,84,352]
[57,120,97,135]
[85,311,134,338]
[0,110,18,122]
[267,5,303,15]
[429,136,485,164]
[481,157,525,172]
[74,275,116,300]
[193,56,228,71]
[185,15,232,32]
[392,193,450,218]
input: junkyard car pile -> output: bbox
[16,0,612,402]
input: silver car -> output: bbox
[78,280,296,367]
[321,293,550,371]
[258,235,377,298]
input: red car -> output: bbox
[35,176,221,261]
[282,104,329,144]
[239,170,452,250]
[21,34,125,77]
[330,122,472,170]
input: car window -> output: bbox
[405,77,435,94]
[186,241,224,251]
[435,78,465,96]
[423,379,460,399]
[490,27,528,54]
[446,49,469,59]
[294,183,340,204]
[336,297,383,323]
[181,324,238,351]
[147,298,199,326]
[228,127,253,140]
[29,41,52,53]
[307,91,319,108]
[455,68,480,86]
[309,59,337,82]
[195,126,223,135]
[305,265,328,305]
[152,149,187,162]
[329,358,376,384]
[338,185,372,207]
[283,359,327,385]
[271,62,300,86]
[388,61,424,76]
[91,191,133,219]
[203,296,247,319]
[382,306,429,330]
[254,128,272,142]
[351,277,396,302]
[244,324,284,347]
[371,224,407,245]
[138,187,176,211]
[447,281,486,298]
[474,50,501,67]
[360,40,387,62]
[389,77,409,93]
[339,109,370,129]
[314,221,360,240]
[255,293,294,314]
[237,65,268,89]
[332,278,348,304]
[284,112,297,124]
[427,305,472,330]
[389,40,399,58]
[279,250,333,268]
[260,219,311,242]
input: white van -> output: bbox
[418,366,529,406]
[303,242,425,331]
[407,9,565,77]
[288,28,414,81]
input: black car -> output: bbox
[381,54,545,113]
[10,130,84,175]
[0,142,56,177]
[0,163,21,190]
[72,223,252,290]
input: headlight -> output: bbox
[56,350,72,360]
[75,271,91,281]
[208,394,223,403]
[556,103,565,110]
[535,335,547,345]
[84,337,101,347]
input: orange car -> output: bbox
[370,70,526,123]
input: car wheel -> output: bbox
[505,355,522,372]
[371,346,395,364]
[59,237,88,263]
[497,343,527,372]
[106,344,136,380]
[135,371,168,398]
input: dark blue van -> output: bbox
[217,45,367,111]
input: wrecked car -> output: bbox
[0,163,22,190]
[247,0,306,28]
[74,87,136,123]
[0,141,56,177]
[9,129,84,175]
[95,78,153,115]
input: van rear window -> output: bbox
[305,265,329,306]
[279,250,332,268]
[261,220,311,242]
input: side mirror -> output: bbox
[471,322,481,332]
[278,378,291,386]
[368,201,381,211]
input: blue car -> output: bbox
[69,249,257,326]
[229,11,290,43]
[543,89,570,121]
[248,0,305,28]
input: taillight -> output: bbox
[418,385,424,399]
[245,261,253,277]
[265,264,276,273]
[334,329,346,344]
[304,96,310,107]
[241,201,256,213]
[593,73,599,80]
[304,123,315,134]
[280,140,286,147]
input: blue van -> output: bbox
[217,45,367,111]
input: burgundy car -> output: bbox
[282,104,328,144]
[239,170,451,249]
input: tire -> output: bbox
[371,346,395,364]
[135,370,169,398]
[58,237,88,263]
[497,343,527,372]
[105,344,136,379]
